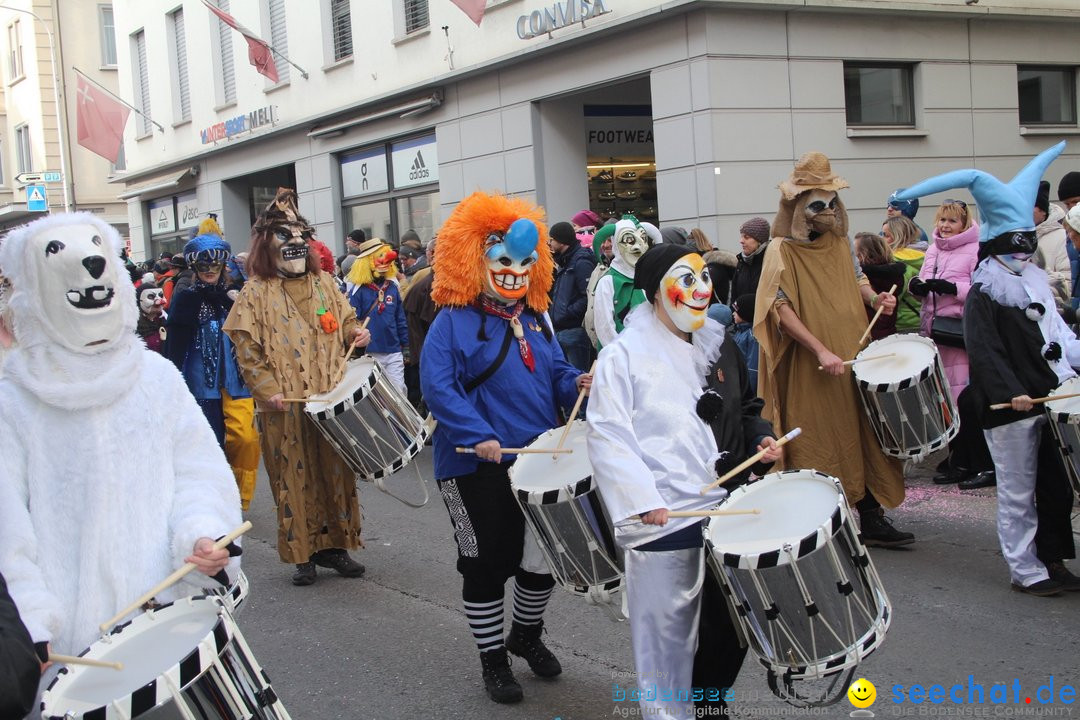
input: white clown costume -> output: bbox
[0,213,242,656]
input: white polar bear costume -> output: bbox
[0,212,242,655]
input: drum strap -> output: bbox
[464,324,514,393]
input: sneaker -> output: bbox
[1046,562,1080,591]
[598,191,616,200]
[593,170,614,183]
[479,647,524,703]
[932,466,969,484]
[311,548,366,578]
[1011,578,1063,597]
[958,470,996,490]
[617,171,638,182]
[291,561,317,586]
[505,621,562,678]
[859,508,915,548]
[616,190,639,200]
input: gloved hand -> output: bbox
[924,278,958,296]
[908,276,929,297]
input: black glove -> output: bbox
[924,278,958,296]
[908,276,929,297]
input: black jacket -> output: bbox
[0,572,40,718]
[549,243,597,331]
[730,245,768,303]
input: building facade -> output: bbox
[0,0,127,236]
[111,0,1080,260]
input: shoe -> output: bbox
[616,190,639,200]
[505,621,562,678]
[1046,562,1080,591]
[859,508,915,548]
[593,170,614,183]
[933,466,969,484]
[311,548,366,578]
[1011,578,1063,597]
[617,171,638,181]
[958,471,996,490]
[479,647,524,703]
[291,562,317,586]
[598,191,616,200]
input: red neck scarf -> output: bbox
[475,296,535,373]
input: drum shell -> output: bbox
[1043,378,1080,500]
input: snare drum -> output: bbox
[41,595,292,719]
[305,357,428,480]
[704,470,891,707]
[508,421,623,605]
[852,334,958,461]
[207,569,249,616]
[1044,377,1080,499]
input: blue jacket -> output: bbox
[732,322,760,394]
[165,286,250,401]
[549,244,597,331]
[350,281,408,354]
[420,304,581,479]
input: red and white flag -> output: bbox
[75,73,130,163]
[450,0,486,26]
[202,0,279,83]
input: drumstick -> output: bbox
[989,391,1080,410]
[858,283,897,345]
[817,352,896,371]
[667,508,760,518]
[455,447,573,455]
[699,427,802,495]
[333,317,371,387]
[49,654,124,671]
[554,360,596,457]
[99,521,252,632]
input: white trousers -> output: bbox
[623,546,705,720]
[983,416,1050,586]
[369,351,406,395]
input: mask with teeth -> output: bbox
[659,253,713,333]
[483,219,539,303]
[137,286,166,319]
[270,223,313,277]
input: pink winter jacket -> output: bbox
[918,222,980,337]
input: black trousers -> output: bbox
[692,566,748,709]
[1035,424,1077,564]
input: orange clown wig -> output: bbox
[432,191,552,312]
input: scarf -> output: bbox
[475,295,535,372]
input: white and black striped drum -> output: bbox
[704,470,891,707]
[206,570,249,616]
[852,334,958,461]
[1044,376,1080,499]
[508,421,623,605]
[41,596,292,719]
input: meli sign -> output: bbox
[200,105,277,145]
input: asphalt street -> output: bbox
[233,448,1080,720]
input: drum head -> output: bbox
[305,357,378,414]
[1046,376,1080,422]
[509,421,594,503]
[705,470,843,566]
[42,597,228,716]
[853,335,937,386]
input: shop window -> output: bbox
[585,105,656,223]
[844,63,915,126]
[1018,66,1077,126]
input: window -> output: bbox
[330,0,352,62]
[0,139,5,185]
[843,63,915,126]
[15,124,31,173]
[267,0,289,84]
[169,9,191,122]
[404,0,429,34]
[7,19,23,81]
[99,5,117,67]
[212,0,236,105]
[111,143,126,174]
[1018,66,1077,126]
[132,30,152,136]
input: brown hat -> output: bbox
[778,152,849,201]
[738,217,771,244]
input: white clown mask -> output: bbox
[270,221,312,277]
[138,286,166,318]
[995,252,1033,275]
[614,220,651,270]
[483,218,539,303]
[659,252,712,333]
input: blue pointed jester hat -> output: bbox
[894,141,1066,255]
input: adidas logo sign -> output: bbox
[409,150,430,181]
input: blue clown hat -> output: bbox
[895,142,1065,253]
[183,233,232,264]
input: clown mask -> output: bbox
[802,189,840,236]
[270,222,312,277]
[483,218,539,303]
[32,223,126,351]
[615,222,650,269]
[995,252,1034,275]
[660,253,712,333]
[138,287,165,319]
[372,246,398,279]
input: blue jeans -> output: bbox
[556,327,594,372]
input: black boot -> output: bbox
[291,561,317,586]
[505,621,562,678]
[479,647,523,703]
[312,548,366,578]
[859,508,915,548]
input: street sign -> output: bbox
[14,172,43,185]
[26,185,47,212]
[43,171,62,183]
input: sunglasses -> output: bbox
[806,198,839,214]
[943,199,968,209]
[194,261,223,273]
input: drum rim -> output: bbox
[305,357,380,419]
[853,336,941,390]
[508,421,593,504]
[41,595,235,719]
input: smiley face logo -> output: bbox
[848,678,876,708]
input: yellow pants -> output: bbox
[223,389,260,510]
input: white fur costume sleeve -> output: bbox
[593,273,617,348]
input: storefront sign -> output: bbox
[149,198,176,236]
[517,0,608,40]
[391,136,438,190]
[585,106,653,156]
[341,147,389,198]
[177,192,200,230]
[200,105,277,145]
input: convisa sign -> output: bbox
[516,0,609,40]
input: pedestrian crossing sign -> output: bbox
[26,184,47,212]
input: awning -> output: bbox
[116,167,197,201]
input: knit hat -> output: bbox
[348,228,366,243]
[1036,180,1051,215]
[571,209,601,229]
[887,190,919,220]
[659,226,690,246]
[634,244,696,302]
[549,221,576,247]
[1058,171,1080,202]
[733,293,756,323]
[738,217,770,245]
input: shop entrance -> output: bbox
[220,164,296,251]
[585,104,656,224]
